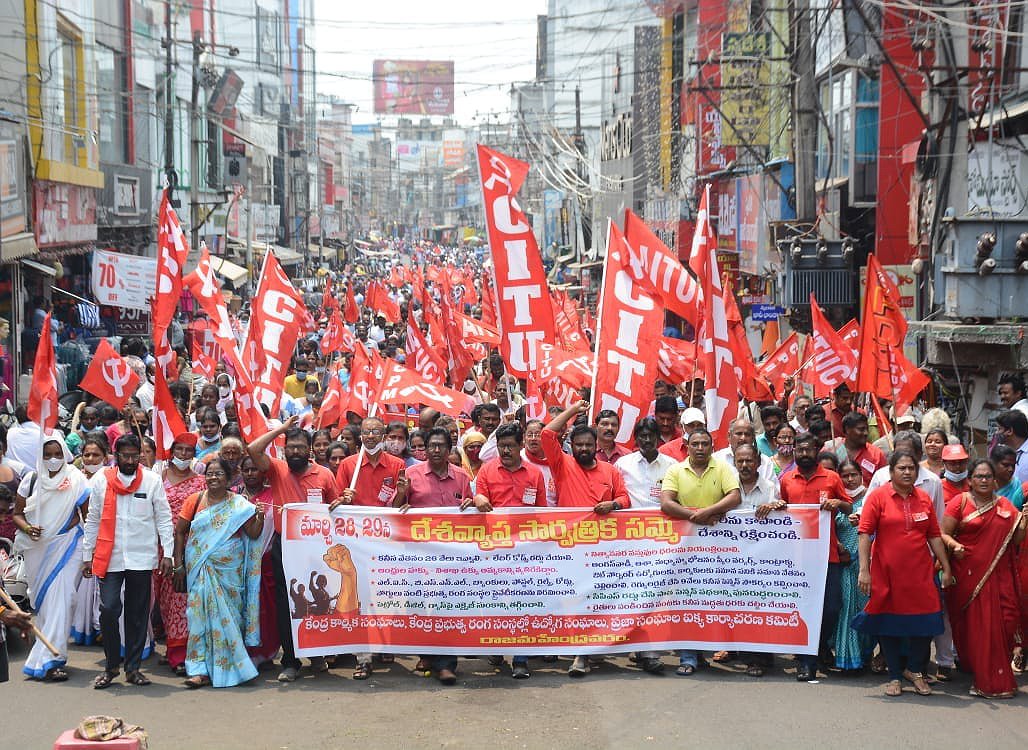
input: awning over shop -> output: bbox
[252,242,304,266]
[210,257,249,285]
[1,232,38,262]
[21,257,56,277]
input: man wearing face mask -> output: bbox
[82,434,174,689]
[282,357,319,400]
[940,443,970,503]
[246,415,339,683]
[333,417,408,509]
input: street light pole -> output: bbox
[189,31,203,250]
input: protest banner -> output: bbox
[283,505,829,657]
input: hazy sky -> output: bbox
[312,0,548,126]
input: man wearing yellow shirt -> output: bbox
[282,357,320,400]
[660,428,741,675]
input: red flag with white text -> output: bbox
[378,361,476,417]
[79,338,141,410]
[757,331,800,396]
[476,145,555,376]
[592,220,664,443]
[405,311,447,386]
[622,209,701,327]
[809,293,858,397]
[153,191,189,343]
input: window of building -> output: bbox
[97,44,129,164]
[56,16,84,164]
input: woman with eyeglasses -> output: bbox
[173,457,263,688]
[941,459,1027,698]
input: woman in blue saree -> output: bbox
[991,445,1025,510]
[173,457,264,688]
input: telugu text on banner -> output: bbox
[282,506,829,657]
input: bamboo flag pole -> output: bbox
[0,586,59,656]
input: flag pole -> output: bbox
[347,401,379,492]
[588,218,614,424]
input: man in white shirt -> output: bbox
[133,362,156,413]
[82,433,173,689]
[998,373,1028,420]
[712,418,778,484]
[614,417,677,508]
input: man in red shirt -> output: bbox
[522,419,556,506]
[595,409,631,463]
[653,395,683,446]
[247,415,340,684]
[401,426,473,686]
[941,443,970,502]
[542,400,630,678]
[462,422,546,680]
[333,416,407,508]
[832,411,886,485]
[659,407,706,461]
[774,430,851,682]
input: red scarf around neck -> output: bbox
[92,466,144,577]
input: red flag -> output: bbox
[857,255,909,399]
[239,252,308,415]
[387,266,405,289]
[592,220,664,443]
[343,281,360,324]
[809,292,858,396]
[724,289,774,401]
[321,275,336,312]
[365,281,401,323]
[79,339,141,410]
[657,337,699,385]
[190,329,220,382]
[551,292,590,353]
[757,331,800,395]
[622,209,701,327]
[838,319,860,365]
[378,361,476,417]
[692,186,738,448]
[870,394,893,438]
[319,308,347,355]
[405,310,447,386]
[476,145,555,376]
[536,342,594,390]
[153,191,189,342]
[151,361,187,460]
[524,375,547,421]
[27,312,59,431]
[316,376,344,429]
[453,309,500,346]
[342,343,386,419]
[479,271,497,329]
[439,294,477,383]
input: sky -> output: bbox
[312,0,548,127]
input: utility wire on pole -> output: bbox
[791,0,818,221]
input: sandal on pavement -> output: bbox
[903,670,932,696]
[676,664,696,676]
[353,664,371,681]
[125,670,152,686]
[93,671,118,689]
[870,653,887,674]
[746,664,764,677]
[414,658,431,675]
[884,679,902,697]
[1012,651,1026,675]
[44,666,69,682]
[184,675,211,689]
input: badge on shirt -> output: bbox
[650,484,662,501]
[378,483,397,506]
[860,458,876,475]
[522,487,537,506]
[912,511,928,523]
[997,507,1012,519]
[306,488,324,504]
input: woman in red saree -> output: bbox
[942,459,1027,698]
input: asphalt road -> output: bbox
[5,643,1027,749]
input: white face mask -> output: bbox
[845,484,866,498]
[945,469,968,483]
[218,386,231,398]
[81,462,101,475]
[364,441,383,455]
[171,457,192,470]
[44,457,64,473]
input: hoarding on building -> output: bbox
[372,60,454,116]
[720,32,771,147]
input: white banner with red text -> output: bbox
[282,505,829,656]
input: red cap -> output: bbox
[173,432,199,448]
[941,444,968,461]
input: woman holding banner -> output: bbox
[941,459,1026,698]
[174,458,263,688]
[854,451,952,697]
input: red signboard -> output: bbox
[373,60,454,116]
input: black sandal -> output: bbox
[184,675,211,689]
[93,670,118,689]
[173,665,187,677]
[353,664,371,680]
[125,670,151,686]
[45,666,69,682]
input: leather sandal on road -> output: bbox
[184,675,211,689]
[125,670,152,686]
[903,670,932,696]
[93,671,118,689]
[884,679,902,697]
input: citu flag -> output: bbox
[591,219,664,444]
[378,360,476,418]
[622,209,701,327]
[153,190,189,345]
[27,312,59,432]
[319,307,347,355]
[151,359,188,460]
[808,292,858,397]
[79,338,141,410]
[757,331,800,396]
[343,280,360,324]
[690,185,738,449]
[658,337,699,386]
[405,308,447,386]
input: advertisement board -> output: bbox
[373,60,454,116]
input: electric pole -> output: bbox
[791,0,817,221]
[163,0,175,200]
